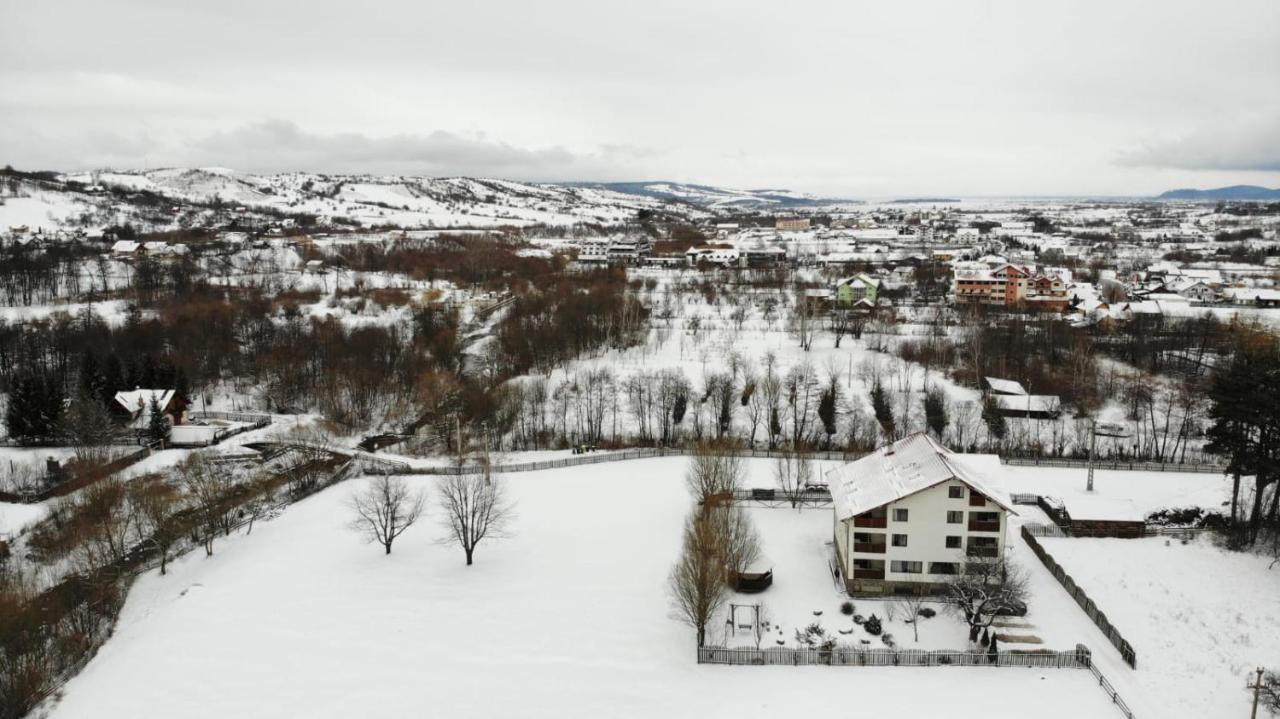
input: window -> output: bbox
[890,560,922,574]
[929,562,960,575]
[891,534,908,547]
[946,511,963,524]
[893,508,909,522]
[948,486,964,499]
[945,536,962,549]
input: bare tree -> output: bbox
[668,509,731,647]
[893,595,930,642]
[130,477,181,575]
[349,475,426,555]
[945,558,1029,643]
[436,471,514,566]
[685,440,743,504]
[179,454,233,556]
[715,504,763,580]
[772,448,813,508]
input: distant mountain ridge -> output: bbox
[1157,185,1280,201]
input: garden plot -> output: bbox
[1038,535,1280,719]
[44,457,1121,719]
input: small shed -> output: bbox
[984,377,1027,396]
[1062,496,1145,538]
[994,394,1061,419]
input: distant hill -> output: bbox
[565,181,854,208]
[1157,185,1280,201]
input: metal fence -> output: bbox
[1003,457,1224,474]
[697,644,1091,668]
[1021,527,1138,668]
[384,446,865,476]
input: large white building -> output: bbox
[827,433,1015,596]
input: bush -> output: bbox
[917,607,936,619]
[864,614,882,636]
[840,601,855,616]
[853,614,865,625]
[881,633,896,649]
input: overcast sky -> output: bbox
[2,0,1278,197]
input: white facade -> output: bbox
[827,433,1013,595]
[834,480,1007,594]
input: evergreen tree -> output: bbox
[817,382,838,448]
[78,352,107,402]
[147,395,171,443]
[870,380,895,439]
[981,394,1007,447]
[924,387,949,438]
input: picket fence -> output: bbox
[697,644,1091,669]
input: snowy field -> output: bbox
[43,457,1129,719]
[1040,535,1280,719]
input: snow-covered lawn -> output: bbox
[45,457,1124,719]
[1039,535,1280,719]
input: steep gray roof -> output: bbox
[826,433,1015,521]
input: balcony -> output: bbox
[853,516,887,529]
[853,542,886,554]
[966,546,999,558]
[968,519,1001,532]
[853,569,885,580]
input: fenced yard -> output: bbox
[1021,527,1138,668]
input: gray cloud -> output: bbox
[1116,116,1280,172]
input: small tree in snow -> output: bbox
[772,448,813,508]
[893,595,930,642]
[945,558,1028,643]
[349,475,425,555]
[436,470,513,566]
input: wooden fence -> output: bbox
[1088,662,1136,719]
[1020,526,1138,668]
[168,413,272,448]
[697,644,1091,668]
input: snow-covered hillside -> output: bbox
[570,181,852,208]
[1,168,733,235]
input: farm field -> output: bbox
[41,457,1134,719]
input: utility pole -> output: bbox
[1249,667,1265,719]
[1087,416,1098,493]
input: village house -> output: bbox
[775,217,810,232]
[827,434,1016,596]
[112,389,186,432]
[834,273,880,307]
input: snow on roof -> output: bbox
[1063,496,1144,523]
[826,433,1016,521]
[994,394,1060,413]
[984,377,1027,395]
[111,240,140,252]
[113,389,176,415]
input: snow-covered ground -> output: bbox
[1039,535,1280,719]
[44,457,1129,719]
